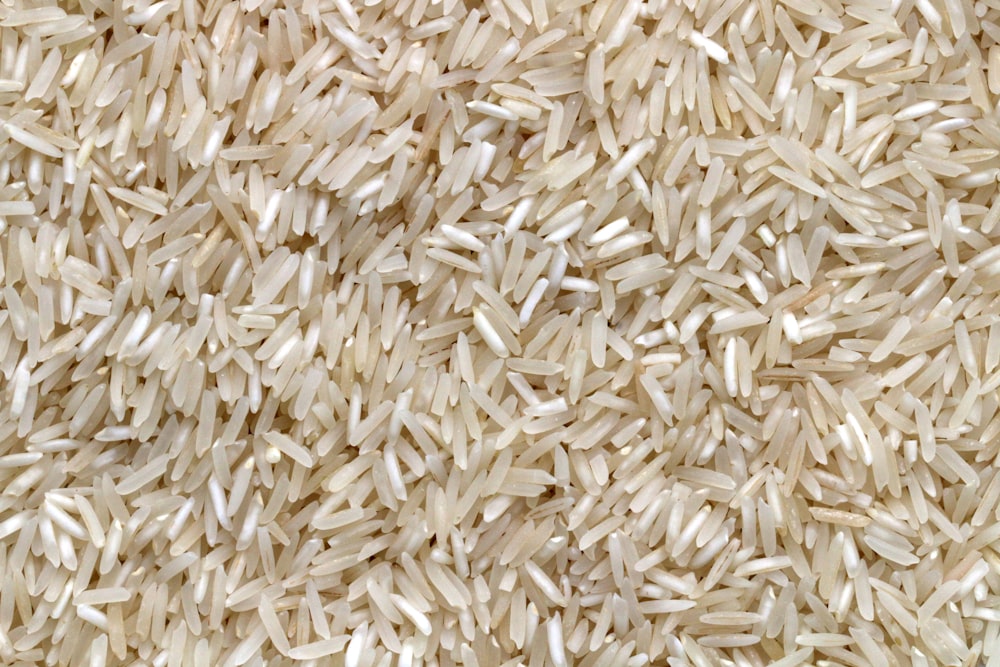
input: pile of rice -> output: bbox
[2,0,1000,664]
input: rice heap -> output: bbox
[2,0,1000,664]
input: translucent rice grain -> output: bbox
[689,31,730,64]
[0,3,995,665]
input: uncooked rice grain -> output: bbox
[0,0,999,664]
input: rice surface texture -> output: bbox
[2,0,1000,665]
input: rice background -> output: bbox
[0,0,999,665]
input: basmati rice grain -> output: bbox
[0,1,996,665]
[689,31,730,64]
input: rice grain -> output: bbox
[0,1,997,665]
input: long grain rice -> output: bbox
[0,0,996,665]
